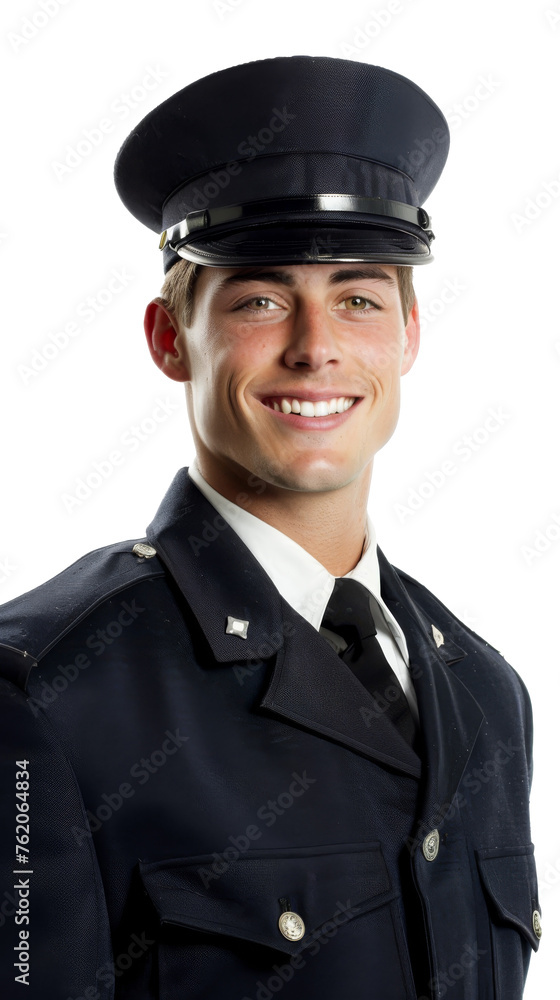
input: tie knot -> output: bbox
[322,578,378,644]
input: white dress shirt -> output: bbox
[188,462,419,722]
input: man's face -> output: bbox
[158,262,419,499]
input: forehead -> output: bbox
[198,263,399,298]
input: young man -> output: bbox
[0,56,539,999]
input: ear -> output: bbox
[401,297,420,375]
[144,299,190,382]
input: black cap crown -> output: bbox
[114,55,449,272]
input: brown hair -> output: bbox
[158,259,415,328]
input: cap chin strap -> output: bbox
[159,193,433,252]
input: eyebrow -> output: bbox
[215,265,396,292]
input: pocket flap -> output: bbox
[476,846,541,951]
[139,842,397,956]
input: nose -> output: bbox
[283,300,343,371]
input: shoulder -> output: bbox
[393,563,502,654]
[0,538,167,686]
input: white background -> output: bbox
[1,0,558,994]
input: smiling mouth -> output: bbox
[262,396,357,417]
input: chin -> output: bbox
[252,456,363,494]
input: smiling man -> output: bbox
[145,260,418,575]
[0,56,539,1000]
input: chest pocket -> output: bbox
[138,842,418,1000]
[476,845,541,999]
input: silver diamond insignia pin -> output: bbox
[226,616,249,640]
[431,624,444,648]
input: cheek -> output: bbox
[188,338,261,434]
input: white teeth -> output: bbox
[315,400,330,417]
[267,396,356,417]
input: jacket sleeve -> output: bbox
[0,675,114,999]
[515,666,535,794]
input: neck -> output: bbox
[196,459,372,577]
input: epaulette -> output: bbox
[0,538,166,688]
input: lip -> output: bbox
[259,390,360,403]
[258,394,363,430]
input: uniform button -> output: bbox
[532,910,542,939]
[132,543,157,558]
[278,911,305,941]
[422,829,440,861]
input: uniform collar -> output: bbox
[187,461,409,658]
[146,467,285,663]
[146,467,484,790]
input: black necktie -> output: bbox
[321,577,417,749]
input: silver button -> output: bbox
[278,911,305,941]
[422,829,440,861]
[533,910,542,939]
[132,543,157,559]
[225,616,249,639]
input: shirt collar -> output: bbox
[188,462,391,633]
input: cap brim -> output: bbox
[164,220,432,270]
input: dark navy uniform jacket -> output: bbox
[0,468,540,999]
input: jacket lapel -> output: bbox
[146,468,483,793]
[378,549,485,816]
[147,469,422,777]
[261,600,422,778]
